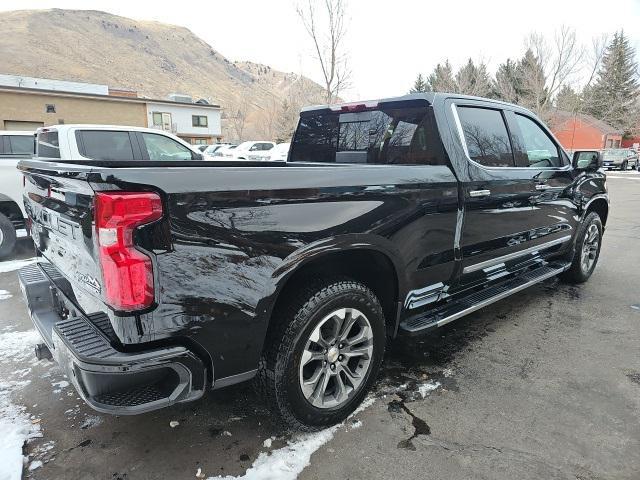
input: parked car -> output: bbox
[231,141,275,160]
[0,130,34,257]
[212,144,238,158]
[33,124,203,161]
[203,143,233,158]
[17,93,607,430]
[601,148,638,170]
[267,142,290,162]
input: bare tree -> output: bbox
[226,96,250,142]
[523,26,584,118]
[297,0,350,103]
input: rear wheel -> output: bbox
[257,278,386,430]
[561,212,603,284]
[0,212,17,260]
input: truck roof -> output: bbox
[301,92,526,114]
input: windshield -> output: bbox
[603,150,626,159]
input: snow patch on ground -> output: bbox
[0,290,12,300]
[417,381,441,399]
[0,330,43,364]
[0,258,38,274]
[0,329,46,480]
[80,415,103,430]
[207,397,375,480]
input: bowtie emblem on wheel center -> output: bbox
[327,346,340,364]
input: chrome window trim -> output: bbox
[450,102,571,172]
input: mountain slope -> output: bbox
[0,9,326,139]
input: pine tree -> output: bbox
[585,31,640,134]
[494,59,521,103]
[516,48,548,115]
[410,73,429,93]
[455,59,493,97]
[555,85,581,112]
[427,60,457,93]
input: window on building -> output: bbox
[192,138,208,145]
[457,106,514,167]
[511,113,561,168]
[140,133,194,161]
[192,115,208,127]
[45,104,56,113]
[77,131,135,161]
[152,112,163,126]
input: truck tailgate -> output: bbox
[22,163,106,318]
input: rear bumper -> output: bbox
[18,262,206,415]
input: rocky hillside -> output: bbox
[0,9,326,139]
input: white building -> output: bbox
[0,73,109,95]
[146,98,222,145]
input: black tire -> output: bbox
[561,212,603,284]
[257,277,386,431]
[0,212,17,260]
[621,161,628,171]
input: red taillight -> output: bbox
[95,192,163,311]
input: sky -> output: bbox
[1,0,639,100]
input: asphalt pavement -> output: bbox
[0,172,638,480]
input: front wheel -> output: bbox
[621,161,628,171]
[561,212,603,284]
[257,278,386,430]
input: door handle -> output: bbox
[535,184,551,190]
[469,189,491,198]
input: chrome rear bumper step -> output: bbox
[399,262,570,335]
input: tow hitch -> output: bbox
[35,343,53,361]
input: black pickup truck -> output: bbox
[18,93,607,429]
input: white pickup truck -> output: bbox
[0,130,34,258]
[0,124,203,257]
[35,124,204,161]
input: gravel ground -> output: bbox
[0,172,638,480]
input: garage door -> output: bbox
[4,120,44,131]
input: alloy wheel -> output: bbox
[581,224,600,274]
[298,307,374,409]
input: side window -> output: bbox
[140,133,194,161]
[457,106,514,167]
[8,135,35,155]
[37,131,60,159]
[512,114,561,168]
[78,131,135,161]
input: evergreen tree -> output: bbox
[427,60,457,93]
[555,84,581,111]
[494,59,521,103]
[516,48,548,114]
[410,73,429,93]
[584,31,640,134]
[455,58,493,97]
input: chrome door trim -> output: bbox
[462,235,572,274]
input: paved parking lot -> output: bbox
[1,172,639,480]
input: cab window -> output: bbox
[511,114,562,168]
[139,133,194,161]
[456,106,514,167]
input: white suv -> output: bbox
[232,141,275,161]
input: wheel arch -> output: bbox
[584,196,609,227]
[264,244,405,343]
